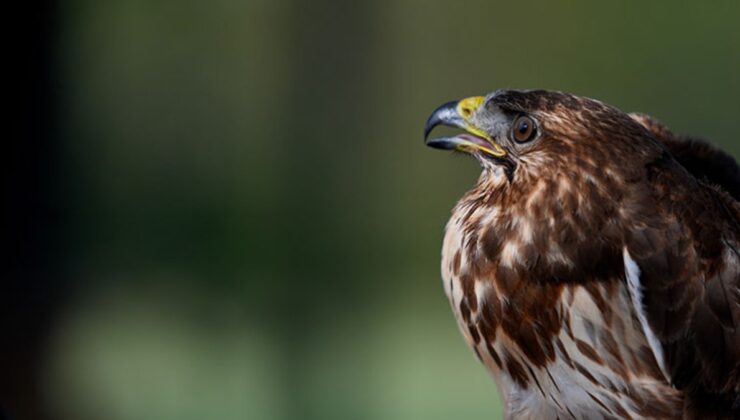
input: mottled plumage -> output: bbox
[424,90,740,419]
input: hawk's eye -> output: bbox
[512,115,537,143]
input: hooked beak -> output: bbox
[423,96,507,158]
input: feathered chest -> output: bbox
[440,203,682,419]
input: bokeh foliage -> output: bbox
[43,1,738,419]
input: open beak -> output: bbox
[423,96,507,157]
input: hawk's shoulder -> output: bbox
[630,112,740,200]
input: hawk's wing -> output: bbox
[622,120,740,411]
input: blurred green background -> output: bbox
[6,1,739,420]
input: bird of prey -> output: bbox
[423,90,739,419]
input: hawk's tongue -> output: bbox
[458,133,493,148]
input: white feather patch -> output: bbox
[623,247,669,381]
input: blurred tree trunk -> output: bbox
[275,1,380,418]
[3,2,63,420]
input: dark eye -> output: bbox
[512,115,537,143]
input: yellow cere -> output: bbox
[456,96,486,119]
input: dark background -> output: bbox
[5,1,739,419]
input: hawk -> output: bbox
[423,90,740,419]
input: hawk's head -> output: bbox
[424,90,662,183]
